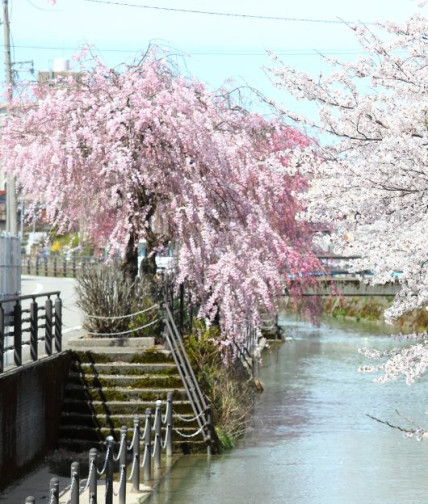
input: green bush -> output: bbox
[184,321,261,450]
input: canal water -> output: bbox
[147,316,428,504]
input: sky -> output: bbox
[3,0,426,111]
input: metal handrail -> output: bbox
[163,301,212,453]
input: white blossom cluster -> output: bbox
[269,15,428,382]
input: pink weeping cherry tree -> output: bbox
[1,50,321,343]
[267,13,428,384]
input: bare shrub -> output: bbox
[76,265,165,338]
[76,265,137,336]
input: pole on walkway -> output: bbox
[154,400,162,469]
[144,408,152,482]
[2,0,17,237]
[50,477,59,504]
[119,464,126,504]
[70,461,79,504]
[166,392,173,457]
[133,415,140,490]
[89,448,98,502]
[105,436,114,504]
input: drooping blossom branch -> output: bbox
[366,410,427,441]
[1,49,321,343]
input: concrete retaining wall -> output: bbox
[0,352,72,490]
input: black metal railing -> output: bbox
[24,393,200,504]
[160,274,213,454]
[0,291,62,373]
[163,302,213,454]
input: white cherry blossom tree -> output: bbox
[268,14,428,382]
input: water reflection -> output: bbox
[147,316,428,504]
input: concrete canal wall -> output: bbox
[0,352,72,490]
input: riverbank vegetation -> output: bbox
[184,321,262,450]
[322,296,428,334]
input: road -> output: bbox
[21,275,85,346]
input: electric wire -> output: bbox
[83,0,375,25]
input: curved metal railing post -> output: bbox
[70,461,80,504]
[119,463,126,504]
[89,448,98,502]
[25,497,35,503]
[50,477,59,504]
[144,408,152,482]
[105,436,114,504]
[132,415,140,490]
[206,406,213,457]
[120,425,128,468]
[166,392,173,457]
[154,400,162,469]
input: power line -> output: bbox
[6,43,369,58]
[83,0,373,25]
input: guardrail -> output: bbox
[161,275,213,454]
[163,302,213,455]
[22,255,103,278]
[24,393,205,504]
[0,291,62,373]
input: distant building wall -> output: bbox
[0,352,72,490]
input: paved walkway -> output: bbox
[0,455,180,503]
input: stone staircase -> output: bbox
[58,338,206,454]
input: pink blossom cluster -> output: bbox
[1,52,320,342]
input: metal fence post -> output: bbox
[0,304,4,373]
[144,408,152,482]
[105,436,114,504]
[120,425,127,468]
[206,406,212,457]
[44,258,48,276]
[133,415,140,490]
[119,424,128,504]
[50,477,59,504]
[45,297,53,355]
[119,463,126,504]
[166,392,173,457]
[13,300,22,367]
[154,400,162,469]
[89,448,98,503]
[62,258,67,277]
[70,461,80,504]
[54,296,62,353]
[30,298,38,361]
[179,283,184,336]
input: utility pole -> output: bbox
[3,0,17,237]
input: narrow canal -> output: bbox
[148,315,428,504]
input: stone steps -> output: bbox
[57,347,206,454]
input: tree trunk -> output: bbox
[120,232,139,281]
